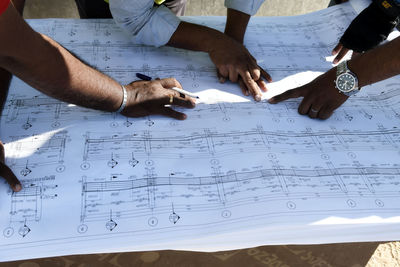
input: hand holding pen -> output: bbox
[119,76,196,120]
[136,73,200,99]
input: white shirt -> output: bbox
[109,0,265,47]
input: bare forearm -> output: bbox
[224,8,251,43]
[2,34,122,112]
[0,69,11,114]
[0,0,24,113]
[348,37,400,87]
[167,21,228,53]
[2,57,120,112]
[11,0,25,14]
[0,6,122,112]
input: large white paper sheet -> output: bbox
[1,1,400,262]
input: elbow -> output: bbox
[109,1,154,38]
[113,16,142,36]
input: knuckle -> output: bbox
[252,73,261,80]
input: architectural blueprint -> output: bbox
[1,0,400,261]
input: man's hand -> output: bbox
[268,68,348,119]
[332,42,361,64]
[332,1,398,64]
[167,22,272,102]
[121,78,196,120]
[0,141,21,192]
[209,36,272,101]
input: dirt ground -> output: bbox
[1,242,400,266]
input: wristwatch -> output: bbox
[335,61,360,96]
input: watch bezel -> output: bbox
[336,72,358,93]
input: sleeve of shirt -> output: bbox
[0,0,10,16]
[109,0,181,47]
[224,0,265,16]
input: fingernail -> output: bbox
[268,98,274,103]
[333,59,338,64]
[14,184,22,192]
[255,95,261,102]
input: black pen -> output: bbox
[136,73,152,81]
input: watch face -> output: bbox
[336,73,356,93]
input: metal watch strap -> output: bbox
[336,61,348,76]
[335,61,360,96]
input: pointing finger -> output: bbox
[241,71,262,102]
[268,87,304,104]
[0,163,22,192]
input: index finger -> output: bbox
[0,163,22,192]
[240,71,262,102]
[268,87,304,104]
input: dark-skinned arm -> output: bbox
[224,8,251,44]
[222,8,272,96]
[269,37,400,119]
[110,0,269,101]
[0,3,195,192]
[0,3,195,115]
[167,21,271,101]
[0,0,25,193]
[0,0,25,109]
